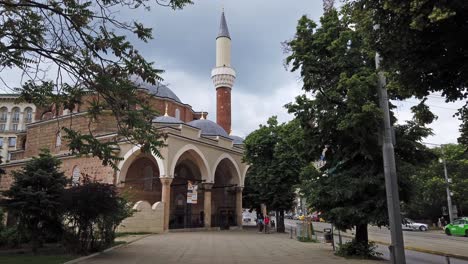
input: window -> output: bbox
[0,124,5,132]
[55,132,61,147]
[175,108,181,120]
[0,138,3,148]
[0,107,7,122]
[8,137,16,147]
[143,166,153,191]
[72,166,81,186]
[12,108,20,122]
[24,107,33,123]
[11,124,18,131]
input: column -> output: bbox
[203,183,213,228]
[160,177,173,231]
[236,186,243,229]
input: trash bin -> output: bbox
[323,228,333,243]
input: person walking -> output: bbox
[258,215,264,233]
[264,215,270,234]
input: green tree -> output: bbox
[0,0,193,168]
[347,0,468,146]
[404,144,468,221]
[243,117,306,232]
[285,7,432,253]
[61,175,133,254]
[4,150,67,253]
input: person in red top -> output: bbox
[264,215,270,234]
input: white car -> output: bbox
[402,218,428,231]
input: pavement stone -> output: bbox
[78,229,387,264]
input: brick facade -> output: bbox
[216,87,231,134]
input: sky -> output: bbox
[0,0,463,145]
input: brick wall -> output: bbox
[216,87,231,133]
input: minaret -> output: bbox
[211,10,236,134]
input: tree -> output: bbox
[347,0,468,146]
[404,144,468,221]
[243,117,306,232]
[285,7,432,254]
[4,150,67,253]
[61,175,133,254]
[0,0,193,168]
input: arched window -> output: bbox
[0,107,7,122]
[12,107,20,123]
[72,166,80,186]
[175,108,181,120]
[24,107,33,123]
[55,131,62,147]
[143,166,153,191]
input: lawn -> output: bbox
[0,254,76,264]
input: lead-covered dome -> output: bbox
[152,115,183,124]
[188,119,229,137]
[131,76,182,103]
[229,135,244,145]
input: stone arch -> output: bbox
[241,165,250,187]
[211,153,241,184]
[170,144,210,181]
[116,145,165,186]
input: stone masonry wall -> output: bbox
[117,201,164,233]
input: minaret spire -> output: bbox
[211,9,236,134]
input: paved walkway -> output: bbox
[79,229,386,264]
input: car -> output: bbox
[402,218,428,231]
[445,217,468,237]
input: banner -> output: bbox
[187,181,198,204]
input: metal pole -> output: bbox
[441,147,454,223]
[375,48,406,264]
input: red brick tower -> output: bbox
[212,11,236,134]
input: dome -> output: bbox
[152,115,183,124]
[131,76,182,103]
[188,119,229,137]
[229,135,244,145]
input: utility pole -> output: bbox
[441,147,454,223]
[374,26,406,264]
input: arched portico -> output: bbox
[117,145,166,186]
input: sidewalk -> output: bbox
[77,229,387,264]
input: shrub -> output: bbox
[62,175,134,254]
[336,239,382,259]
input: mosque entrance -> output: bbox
[169,151,206,229]
[211,158,240,229]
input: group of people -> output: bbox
[257,215,275,233]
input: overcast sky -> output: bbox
[0,0,463,145]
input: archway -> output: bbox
[121,153,162,205]
[169,149,208,229]
[212,157,241,229]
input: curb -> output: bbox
[311,229,468,261]
[63,234,153,264]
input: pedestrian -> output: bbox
[264,215,270,234]
[258,216,264,233]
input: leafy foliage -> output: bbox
[243,117,306,232]
[61,175,134,254]
[336,240,382,259]
[0,0,192,168]
[285,7,433,245]
[3,150,67,252]
[347,0,468,145]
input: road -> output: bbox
[284,219,468,264]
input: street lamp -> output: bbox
[439,149,454,223]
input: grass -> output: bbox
[0,254,76,264]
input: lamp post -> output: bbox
[440,147,454,223]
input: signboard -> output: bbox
[186,181,198,204]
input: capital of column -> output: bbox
[203,183,214,191]
[160,177,173,186]
[235,186,244,192]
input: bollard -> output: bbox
[290,226,293,239]
[445,256,451,264]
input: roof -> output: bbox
[152,115,184,124]
[187,119,229,137]
[229,135,244,145]
[217,11,231,39]
[131,76,182,103]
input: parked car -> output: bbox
[402,218,428,231]
[445,217,468,237]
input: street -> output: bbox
[284,219,468,264]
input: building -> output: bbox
[0,11,248,232]
[0,94,36,163]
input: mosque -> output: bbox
[0,11,248,232]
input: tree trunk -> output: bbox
[355,223,368,244]
[276,210,285,233]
